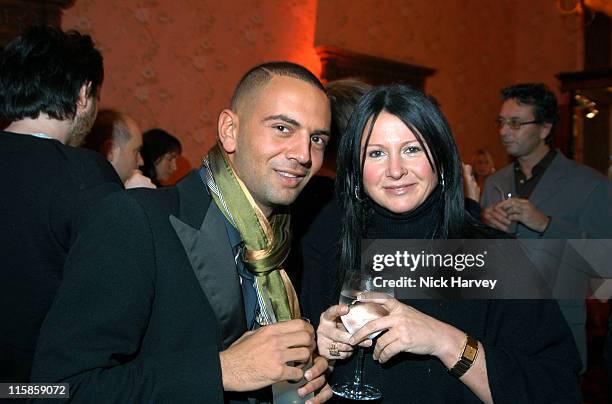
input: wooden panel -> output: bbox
[557,69,612,173]
[558,69,612,92]
[316,45,435,90]
[0,0,73,47]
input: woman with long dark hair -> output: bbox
[308,85,580,403]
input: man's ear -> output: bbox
[218,109,238,154]
[76,82,93,114]
[539,122,553,141]
[103,139,117,163]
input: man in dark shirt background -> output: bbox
[0,26,121,382]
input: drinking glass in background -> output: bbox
[494,185,517,233]
[332,270,394,401]
[271,317,314,404]
[494,185,513,201]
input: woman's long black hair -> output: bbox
[336,84,466,273]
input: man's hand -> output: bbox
[124,169,156,189]
[497,198,550,233]
[219,319,314,392]
[481,202,512,232]
[298,355,333,403]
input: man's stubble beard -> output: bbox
[66,102,97,147]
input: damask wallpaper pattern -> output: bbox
[316,0,583,166]
[62,0,582,175]
[62,0,319,180]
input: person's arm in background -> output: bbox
[462,163,483,221]
[462,163,480,203]
[124,169,157,189]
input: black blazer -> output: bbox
[32,171,250,402]
[0,131,121,382]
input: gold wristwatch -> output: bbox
[448,334,479,378]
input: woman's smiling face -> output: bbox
[361,111,437,214]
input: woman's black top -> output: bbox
[297,188,581,403]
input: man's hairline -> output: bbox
[503,98,556,127]
[232,72,326,117]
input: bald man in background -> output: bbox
[83,109,156,189]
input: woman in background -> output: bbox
[472,148,495,192]
[141,128,182,187]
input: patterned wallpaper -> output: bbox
[316,0,583,167]
[62,0,319,181]
[62,0,582,177]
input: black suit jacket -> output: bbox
[0,131,121,382]
[32,171,250,402]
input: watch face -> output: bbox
[464,344,478,362]
[450,336,479,378]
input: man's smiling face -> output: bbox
[225,75,331,215]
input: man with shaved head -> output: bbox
[32,62,333,403]
[83,109,156,188]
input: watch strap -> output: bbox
[448,334,479,378]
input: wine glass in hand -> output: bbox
[332,270,394,401]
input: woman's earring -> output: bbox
[354,184,365,201]
[440,172,445,189]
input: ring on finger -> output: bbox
[329,342,341,357]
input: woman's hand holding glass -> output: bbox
[317,305,372,361]
[328,271,394,400]
[348,295,466,366]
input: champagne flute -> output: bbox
[332,270,394,401]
